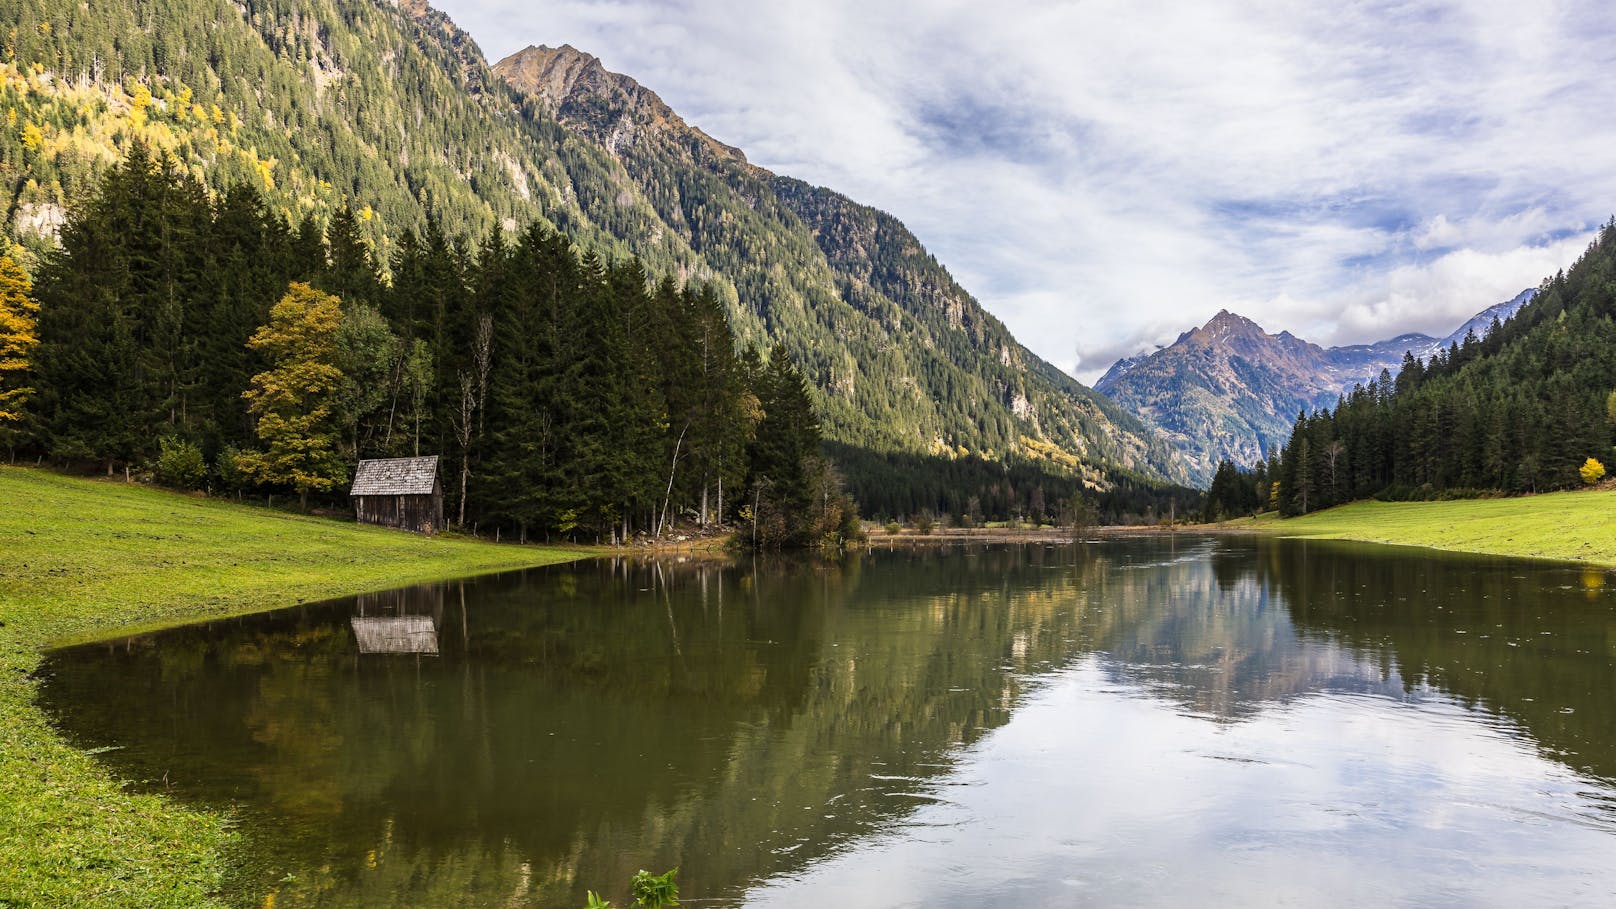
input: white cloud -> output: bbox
[433,0,1616,385]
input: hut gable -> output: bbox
[351,456,441,496]
[350,456,444,534]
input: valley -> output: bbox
[4,2,1616,908]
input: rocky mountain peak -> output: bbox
[1195,309,1266,342]
[494,45,747,164]
[1095,292,1535,482]
[496,44,613,109]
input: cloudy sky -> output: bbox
[435,0,1616,383]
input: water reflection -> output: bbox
[351,585,443,654]
[37,539,1616,907]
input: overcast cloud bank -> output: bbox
[438,0,1616,382]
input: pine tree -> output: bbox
[746,344,826,544]
[480,225,576,540]
[322,205,381,309]
[33,144,158,473]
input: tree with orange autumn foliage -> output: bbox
[238,283,347,509]
[0,251,39,458]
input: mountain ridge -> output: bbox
[0,0,1191,487]
[491,41,1190,483]
[1095,293,1533,481]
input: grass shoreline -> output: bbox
[1216,488,1616,568]
[0,467,585,908]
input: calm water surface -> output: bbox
[39,537,1616,907]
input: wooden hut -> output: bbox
[350,456,443,534]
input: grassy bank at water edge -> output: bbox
[1229,489,1616,567]
[0,467,582,908]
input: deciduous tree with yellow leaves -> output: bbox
[1580,457,1606,486]
[0,250,39,459]
[238,282,347,510]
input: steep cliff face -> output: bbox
[494,44,1190,483]
[1096,294,1534,482]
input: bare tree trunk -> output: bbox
[656,423,689,539]
[458,460,470,526]
[453,371,476,527]
[752,480,764,549]
[474,315,493,435]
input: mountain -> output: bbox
[1271,232,1613,508]
[491,44,1187,483]
[1095,293,1533,481]
[1431,288,1535,352]
[0,3,1189,488]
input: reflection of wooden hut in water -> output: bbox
[350,456,443,534]
[350,584,444,655]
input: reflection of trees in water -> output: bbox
[1082,537,1616,786]
[1075,539,1409,720]
[40,549,1102,907]
[1256,537,1616,784]
[43,540,1616,907]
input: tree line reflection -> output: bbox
[38,539,1616,907]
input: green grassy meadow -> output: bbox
[1234,489,1616,566]
[0,467,582,908]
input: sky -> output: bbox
[433,0,1616,384]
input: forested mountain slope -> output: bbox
[1270,227,1616,513]
[1096,295,1530,482]
[493,44,1186,482]
[0,1,1188,486]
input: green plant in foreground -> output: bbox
[630,868,680,907]
[578,868,680,908]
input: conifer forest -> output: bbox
[6,146,861,545]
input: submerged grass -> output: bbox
[0,467,582,908]
[1231,489,1616,567]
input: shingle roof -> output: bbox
[350,456,440,496]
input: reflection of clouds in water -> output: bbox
[747,662,1616,908]
[41,540,1616,907]
[1080,541,1417,720]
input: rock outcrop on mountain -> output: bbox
[1095,293,1534,481]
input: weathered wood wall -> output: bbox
[353,491,443,534]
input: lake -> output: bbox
[37,537,1616,907]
